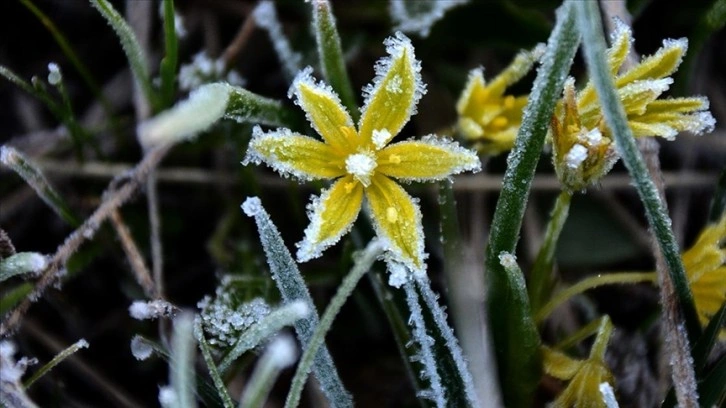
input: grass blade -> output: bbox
[23,338,89,389]
[484,1,580,405]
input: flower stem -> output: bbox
[536,272,657,323]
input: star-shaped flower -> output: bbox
[551,18,715,192]
[243,32,480,285]
[456,45,544,155]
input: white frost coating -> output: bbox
[565,144,588,169]
[345,152,377,186]
[158,386,177,408]
[130,336,153,361]
[599,382,620,408]
[688,110,716,136]
[498,252,518,269]
[415,276,480,407]
[241,196,263,217]
[178,52,244,91]
[0,252,48,279]
[197,286,272,349]
[267,335,298,368]
[583,127,603,145]
[297,183,360,262]
[137,83,231,149]
[390,0,468,37]
[403,281,447,407]
[288,66,354,134]
[128,299,176,320]
[359,31,426,131]
[386,259,411,288]
[384,134,482,182]
[372,128,392,150]
[253,1,302,80]
[0,145,17,166]
[0,341,24,383]
[47,62,61,85]
[242,126,329,182]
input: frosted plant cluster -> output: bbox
[178,51,244,91]
[197,278,272,350]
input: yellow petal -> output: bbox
[290,67,356,152]
[297,175,364,262]
[244,126,345,180]
[456,68,486,117]
[485,44,544,98]
[616,38,687,86]
[607,18,633,76]
[542,347,583,381]
[359,32,423,149]
[366,174,425,273]
[376,135,481,181]
[644,97,709,113]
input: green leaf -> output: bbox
[90,0,159,110]
[24,338,89,389]
[484,1,580,405]
[311,0,358,121]
[574,0,701,344]
[0,252,47,283]
[159,0,179,108]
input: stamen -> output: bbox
[388,154,402,164]
[503,95,516,109]
[491,116,509,128]
[345,152,377,187]
[386,207,398,223]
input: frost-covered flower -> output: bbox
[244,32,480,282]
[551,18,715,191]
[456,45,544,155]
[543,317,616,407]
[681,216,726,334]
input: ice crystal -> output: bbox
[128,299,176,320]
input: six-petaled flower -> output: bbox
[244,32,481,286]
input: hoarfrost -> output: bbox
[267,334,298,368]
[390,0,468,38]
[130,335,153,361]
[253,1,302,80]
[137,83,231,149]
[178,52,244,91]
[372,128,392,150]
[128,299,176,320]
[565,144,588,169]
[241,196,263,217]
[599,382,620,408]
[47,62,61,85]
[158,386,176,408]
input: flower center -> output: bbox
[345,152,377,187]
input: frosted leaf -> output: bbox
[197,279,272,350]
[565,144,588,169]
[498,252,518,269]
[47,62,61,85]
[390,0,468,38]
[128,299,176,320]
[130,335,153,361]
[1,252,48,281]
[599,382,619,408]
[267,334,298,368]
[241,196,263,217]
[137,83,231,149]
[688,110,716,136]
[253,1,302,79]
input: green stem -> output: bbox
[553,316,608,351]
[23,338,89,389]
[284,240,382,408]
[311,0,358,121]
[529,190,572,314]
[196,321,235,408]
[484,2,580,406]
[19,0,114,117]
[536,272,657,323]
[574,0,701,344]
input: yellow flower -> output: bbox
[682,216,726,332]
[543,317,616,407]
[456,45,544,155]
[551,18,715,191]
[244,33,480,285]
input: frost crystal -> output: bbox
[345,152,377,186]
[599,382,620,408]
[253,1,302,79]
[47,62,61,85]
[130,335,153,361]
[372,128,392,150]
[158,386,176,408]
[241,196,263,217]
[178,52,244,91]
[390,0,468,37]
[128,299,176,320]
[565,144,588,169]
[197,280,272,350]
